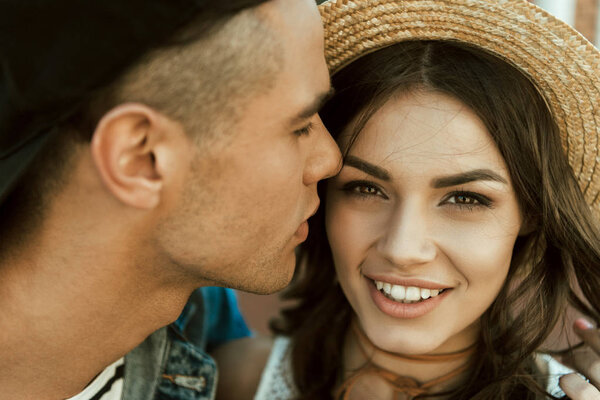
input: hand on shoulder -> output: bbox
[559,319,600,400]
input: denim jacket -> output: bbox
[121,287,251,400]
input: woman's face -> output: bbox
[326,90,524,355]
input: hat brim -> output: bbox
[320,0,600,217]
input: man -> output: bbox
[0,0,341,398]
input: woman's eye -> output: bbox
[444,191,491,209]
[451,194,478,205]
[341,181,387,199]
[357,186,378,195]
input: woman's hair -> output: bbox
[271,41,600,399]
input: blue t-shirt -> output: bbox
[173,287,251,352]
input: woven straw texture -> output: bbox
[320,0,600,218]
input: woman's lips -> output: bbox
[367,278,450,319]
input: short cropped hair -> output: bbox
[77,5,282,143]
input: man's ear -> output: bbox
[91,103,187,209]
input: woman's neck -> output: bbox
[339,322,477,400]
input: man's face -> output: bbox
[159,0,341,294]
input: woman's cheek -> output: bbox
[437,220,517,287]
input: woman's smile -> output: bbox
[372,279,448,303]
[367,276,452,319]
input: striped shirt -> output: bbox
[66,358,124,400]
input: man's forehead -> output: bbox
[288,87,335,126]
[257,0,322,32]
[235,0,331,129]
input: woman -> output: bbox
[215,1,600,399]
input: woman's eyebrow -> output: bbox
[432,169,508,188]
[343,155,391,181]
[343,157,507,188]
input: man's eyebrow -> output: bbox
[432,169,508,188]
[290,86,335,124]
[344,155,391,181]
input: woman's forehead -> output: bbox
[341,91,507,174]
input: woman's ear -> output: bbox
[90,103,188,209]
[519,214,538,236]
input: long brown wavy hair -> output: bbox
[271,41,600,399]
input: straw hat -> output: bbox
[319,0,600,218]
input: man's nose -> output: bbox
[302,115,342,185]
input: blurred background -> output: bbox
[236,0,600,337]
[531,0,599,44]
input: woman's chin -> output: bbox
[363,325,447,356]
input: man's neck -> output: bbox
[0,228,197,400]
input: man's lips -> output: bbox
[294,220,309,241]
[307,200,320,220]
[293,200,320,242]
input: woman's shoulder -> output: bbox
[254,336,299,400]
[212,335,275,400]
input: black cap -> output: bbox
[0,0,268,204]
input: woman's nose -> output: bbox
[376,201,437,267]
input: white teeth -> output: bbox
[405,286,420,301]
[374,280,445,303]
[390,285,406,301]
[383,283,392,295]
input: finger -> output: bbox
[559,373,600,400]
[571,352,600,389]
[573,318,600,355]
